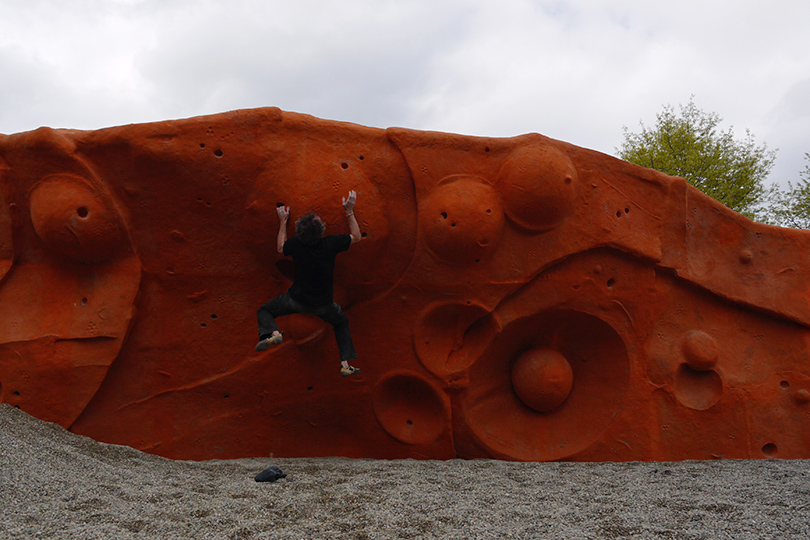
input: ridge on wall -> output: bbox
[1,107,809,461]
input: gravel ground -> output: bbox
[2,404,809,539]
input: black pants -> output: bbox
[257,292,357,363]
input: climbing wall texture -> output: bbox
[1,107,809,461]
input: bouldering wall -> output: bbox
[1,107,809,461]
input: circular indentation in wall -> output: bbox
[762,443,777,457]
[673,364,722,410]
[341,162,349,169]
[372,372,449,445]
[414,302,493,380]
[780,380,790,389]
[28,174,126,263]
[285,314,325,345]
[511,348,573,413]
[606,278,616,289]
[794,389,810,404]
[462,309,630,461]
[420,176,505,265]
[79,297,88,306]
[200,143,206,148]
[213,149,223,158]
[680,330,719,371]
[497,145,578,232]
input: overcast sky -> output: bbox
[1,0,808,187]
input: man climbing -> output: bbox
[255,190,362,377]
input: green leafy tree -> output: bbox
[617,98,777,220]
[767,154,810,229]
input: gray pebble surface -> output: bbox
[1,404,809,539]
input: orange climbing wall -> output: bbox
[1,107,810,461]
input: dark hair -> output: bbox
[295,213,325,245]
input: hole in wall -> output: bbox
[361,232,367,238]
[606,278,616,289]
[341,162,349,169]
[211,314,218,319]
[762,443,777,457]
[200,143,206,148]
[359,155,365,160]
[77,206,89,218]
[200,323,207,328]
[406,419,414,426]
[213,149,223,158]
[780,380,790,389]
[441,212,447,219]
[13,391,20,396]
[484,146,490,153]
[624,208,630,214]
[307,386,313,391]
[80,297,88,306]
[224,394,230,399]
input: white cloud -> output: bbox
[1,0,808,185]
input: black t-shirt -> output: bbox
[283,234,352,306]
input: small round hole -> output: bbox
[762,443,777,457]
[211,314,218,319]
[80,297,88,306]
[201,323,207,328]
[607,278,616,289]
[616,210,622,218]
[213,149,223,157]
[341,162,349,169]
[780,380,790,389]
[484,146,490,152]
[564,176,572,184]
[441,212,447,219]
[624,208,630,214]
[307,386,313,391]
[200,143,206,148]
[406,420,413,426]
[224,394,230,399]
[13,391,20,396]
[77,207,89,218]
[358,155,365,160]
[361,232,367,238]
